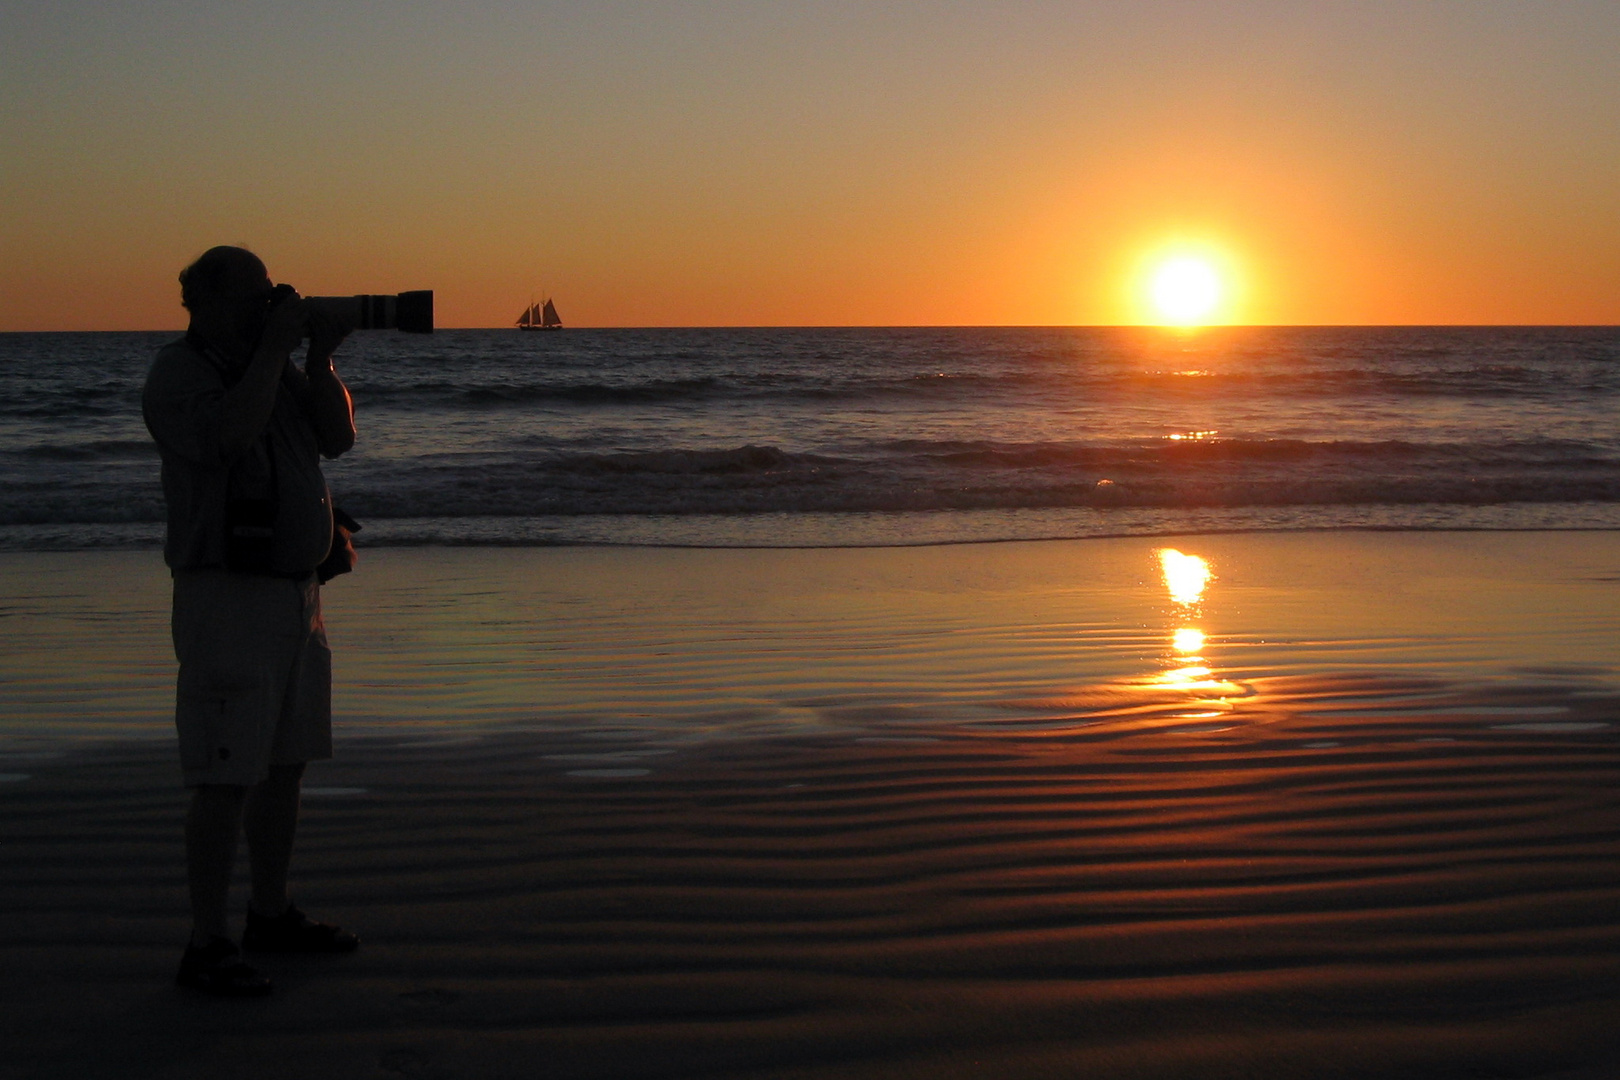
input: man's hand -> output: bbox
[258,294,308,361]
[304,307,350,378]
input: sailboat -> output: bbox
[516,298,562,331]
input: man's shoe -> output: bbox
[176,936,273,997]
[242,903,359,954]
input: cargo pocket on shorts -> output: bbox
[276,634,334,763]
[176,692,258,774]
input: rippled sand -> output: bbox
[3,533,1620,1077]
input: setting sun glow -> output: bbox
[1150,257,1222,325]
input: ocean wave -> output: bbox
[335,361,1620,415]
[349,377,727,409]
[331,437,1620,519]
[8,435,1619,526]
[879,436,1610,469]
[8,364,1617,434]
[5,327,1619,539]
[335,365,1613,411]
[0,387,139,419]
[562,444,811,474]
[7,504,1620,551]
[17,438,157,461]
[458,377,723,407]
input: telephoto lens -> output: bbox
[303,291,433,333]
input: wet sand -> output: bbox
[3,533,1620,1078]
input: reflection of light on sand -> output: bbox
[1158,665,1244,695]
[949,546,1248,736]
[1172,627,1205,655]
[1159,549,1211,606]
[1492,721,1609,733]
[856,736,941,744]
[1148,551,1241,723]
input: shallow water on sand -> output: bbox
[1,531,1616,753]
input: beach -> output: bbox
[5,531,1620,1078]
[8,0,1620,1069]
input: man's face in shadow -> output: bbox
[194,254,275,354]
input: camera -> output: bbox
[302,291,434,333]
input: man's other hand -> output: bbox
[259,294,307,360]
[305,307,350,376]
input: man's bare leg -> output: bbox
[186,784,248,947]
[243,762,305,918]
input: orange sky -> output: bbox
[3,2,1618,329]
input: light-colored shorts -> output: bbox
[171,569,332,787]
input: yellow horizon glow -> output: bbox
[7,9,1620,330]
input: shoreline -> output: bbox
[6,504,1620,555]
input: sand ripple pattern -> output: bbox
[5,675,1620,1077]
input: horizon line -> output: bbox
[5,322,1620,334]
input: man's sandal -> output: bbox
[176,937,273,997]
[242,903,360,954]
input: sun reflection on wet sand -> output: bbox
[1172,627,1206,655]
[1158,548,1212,607]
[1152,549,1247,714]
[1156,664,1246,699]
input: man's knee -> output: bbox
[263,762,306,788]
[192,783,249,806]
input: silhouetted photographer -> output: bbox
[143,246,363,996]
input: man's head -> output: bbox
[179,246,274,352]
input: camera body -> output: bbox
[302,291,434,333]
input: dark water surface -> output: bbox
[2,326,1618,547]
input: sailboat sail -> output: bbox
[518,295,561,330]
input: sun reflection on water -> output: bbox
[990,546,1254,733]
[1158,548,1211,607]
[1172,627,1206,655]
[1152,549,1246,706]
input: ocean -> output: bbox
[9,334,1620,1076]
[2,325,1618,549]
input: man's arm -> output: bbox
[144,304,308,467]
[216,302,307,460]
[297,309,356,458]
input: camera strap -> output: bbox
[188,335,283,486]
[189,336,287,573]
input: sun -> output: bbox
[1123,241,1241,326]
[1149,256,1222,326]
